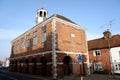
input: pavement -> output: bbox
[61,74,120,80]
[14,72,120,80]
[30,74,120,80]
[2,70,120,80]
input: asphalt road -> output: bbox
[0,70,43,80]
[0,70,120,80]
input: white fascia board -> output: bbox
[53,17,86,31]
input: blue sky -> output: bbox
[0,0,120,61]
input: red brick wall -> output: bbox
[89,49,111,73]
[55,22,87,76]
[11,22,52,58]
[10,53,52,75]
[56,22,87,53]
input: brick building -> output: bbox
[88,29,120,74]
[10,7,89,78]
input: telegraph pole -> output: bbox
[108,21,115,78]
[100,20,115,78]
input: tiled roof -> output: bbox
[53,14,76,24]
[88,34,120,50]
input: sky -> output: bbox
[0,0,120,61]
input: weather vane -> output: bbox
[41,1,44,9]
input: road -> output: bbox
[0,70,43,80]
[0,70,120,80]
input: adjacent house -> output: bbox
[88,29,120,74]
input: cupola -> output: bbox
[36,8,48,24]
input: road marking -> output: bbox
[8,76,18,80]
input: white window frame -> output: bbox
[71,33,75,38]
[33,31,37,45]
[16,42,19,52]
[118,64,120,70]
[93,50,101,57]
[94,62,103,71]
[115,64,118,70]
[21,38,24,50]
[119,51,120,58]
[41,27,46,42]
[26,34,30,48]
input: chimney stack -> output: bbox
[103,29,111,39]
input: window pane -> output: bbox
[26,35,30,48]
[95,50,100,56]
[21,38,24,50]
[41,27,46,42]
[119,51,120,57]
[33,31,37,45]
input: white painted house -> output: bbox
[111,47,120,74]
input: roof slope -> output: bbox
[53,14,76,24]
[88,34,120,50]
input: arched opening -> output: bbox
[44,11,46,17]
[19,60,23,73]
[15,60,18,72]
[32,58,37,75]
[11,60,14,71]
[25,59,29,73]
[40,57,47,76]
[39,11,42,17]
[63,56,72,75]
